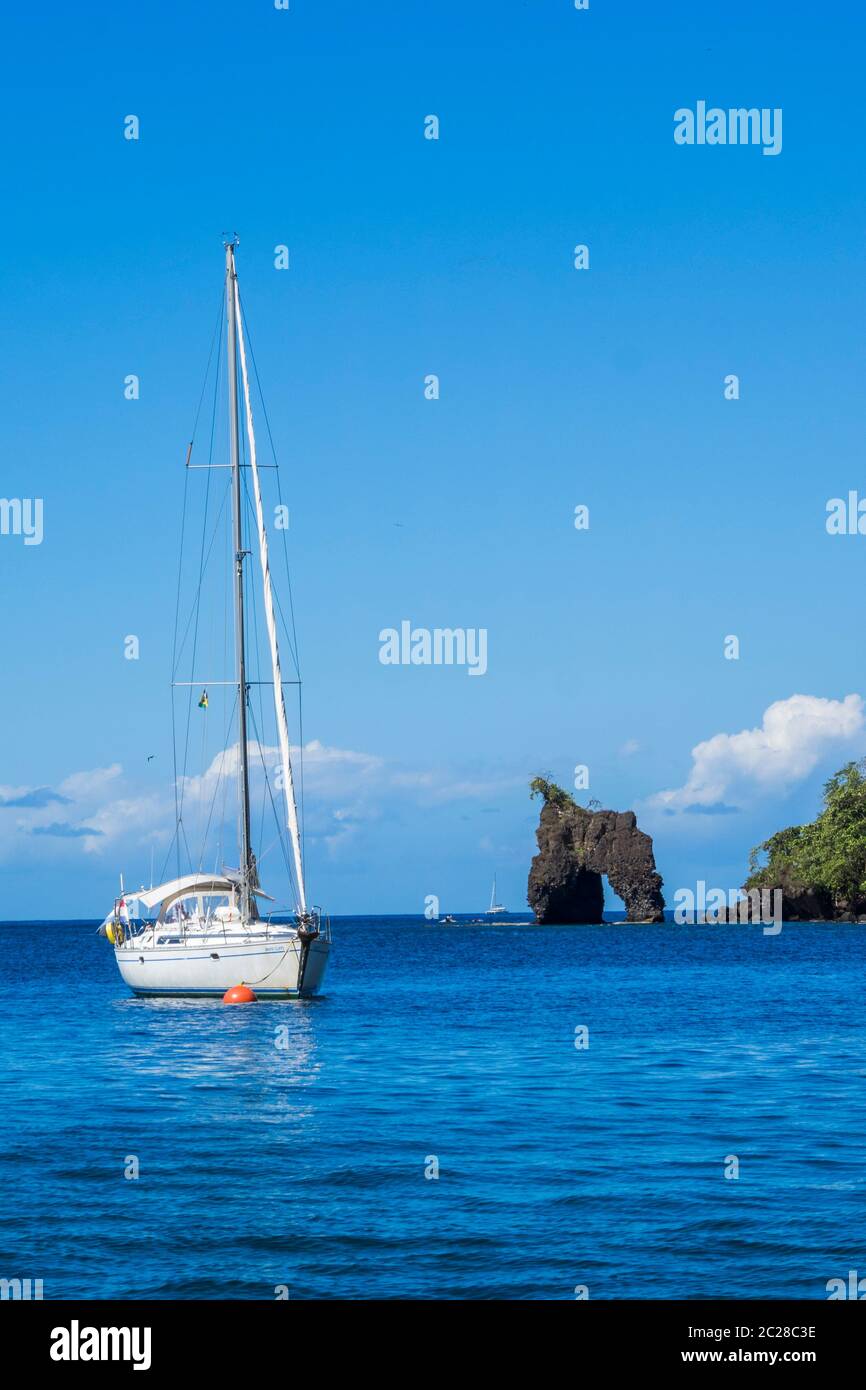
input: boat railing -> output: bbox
[150,907,331,944]
[259,908,330,942]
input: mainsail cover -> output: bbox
[232,280,307,916]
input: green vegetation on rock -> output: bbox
[746,759,866,910]
[529,777,579,811]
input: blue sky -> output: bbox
[1,1,866,917]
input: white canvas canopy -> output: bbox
[121,872,274,914]
[97,872,275,934]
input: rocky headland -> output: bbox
[737,759,866,922]
[527,779,665,924]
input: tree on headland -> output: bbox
[746,759,866,909]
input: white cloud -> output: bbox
[0,738,532,882]
[619,739,640,757]
[178,739,384,806]
[300,740,384,793]
[58,764,123,800]
[79,794,169,855]
[648,693,864,814]
[0,763,161,867]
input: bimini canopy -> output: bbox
[126,872,275,915]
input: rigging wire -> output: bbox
[239,298,302,676]
[198,689,238,873]
[164,287,224,885]
[175,309,224,852]
[239,448,278,876]
[239,468,299,908]
[217,465,232,873]
[248,700,297,902]
[237,293,308,879]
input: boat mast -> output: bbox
[231,267,309,918]
[225,240,254,922]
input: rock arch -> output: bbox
[528,798,665,924]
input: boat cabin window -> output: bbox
[164,901,191,923]
[158,892,241,925]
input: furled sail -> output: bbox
[232,280,307,916]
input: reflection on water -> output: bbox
[114,995,322,1089]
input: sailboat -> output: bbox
[486,875,507,916]
[101,241,330,998]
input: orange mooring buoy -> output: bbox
[223,984,257,1004]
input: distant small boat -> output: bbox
[486,875,507,916]
[441,914,458,925]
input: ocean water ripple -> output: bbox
[1,918,865,1299]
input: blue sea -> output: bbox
[2,917,865,1300]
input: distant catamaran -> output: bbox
[100,242,329,998]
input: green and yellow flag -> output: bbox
[198,690,208,710]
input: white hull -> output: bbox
[114,933,330,998]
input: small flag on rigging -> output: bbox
[198,690,208,710]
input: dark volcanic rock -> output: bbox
[528,801,665,924]
[760,874,833,922]
[774,889,827,921]
[711,870,836,923]
[532,862,605,925]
